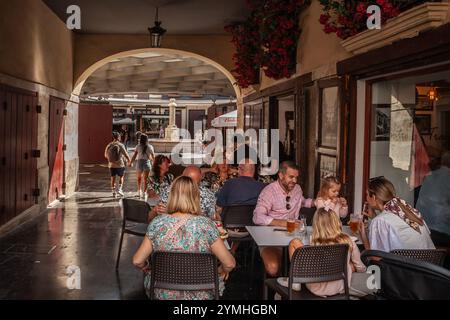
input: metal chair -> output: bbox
[362,250,450,299]
[265,244,350,300]
[115,198,150,269]
[149,251,219,300]
[222,205,256,269]
[390,249,447,266]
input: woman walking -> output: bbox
[129,134,155,198]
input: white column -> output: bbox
[165,98,179,141]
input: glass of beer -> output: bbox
[287,219,296,233]
[349,214,361,234]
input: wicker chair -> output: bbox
[265,244,350,300]
[115,198,150,269]
[149,251,219,300]
[390,249,447,266]
[222,205,256,268]
[362,250,450,299]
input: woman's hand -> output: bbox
[154,203,167,214]
[147,190,158,199]
[357,220,370,250]
[218,265,230,281]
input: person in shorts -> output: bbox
[129,133,155,199]
[105,131,131,197]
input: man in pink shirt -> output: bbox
[253,161,315,276]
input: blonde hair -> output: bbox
[311,208,353,249]
[166,176,201,215]
[317,176,341,198]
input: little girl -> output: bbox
[315,176,348,218]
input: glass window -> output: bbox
[370,69,450,235]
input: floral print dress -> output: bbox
[147,173,174,197]
[144,214,221,300]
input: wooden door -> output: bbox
[78,104,112,164]
[0,85,38,226]
[48,96,65,203]
[188,110,205,138]
[314,78,342,196]
[176,110,182,129]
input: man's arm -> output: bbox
[120,144,131,162]
[253,189,274,226]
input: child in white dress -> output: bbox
[315,176,348,219]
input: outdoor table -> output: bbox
[246,225,362,276]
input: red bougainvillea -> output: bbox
[319,0,437,40]
[225,0,309,88]
[225,18,261,88]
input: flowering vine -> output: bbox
[225,0,309,88]
[319,0,440,40]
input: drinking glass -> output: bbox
[287,219,296,233]
[349,214,361,235]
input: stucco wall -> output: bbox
[0,0,74,94]
[0,0,76,232]
[257,0,353,90]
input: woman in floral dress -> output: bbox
[133,176,236,300]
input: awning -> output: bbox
[113,118,136,125]
[211,110,237,127]
[142,115,169,119]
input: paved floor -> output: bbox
[0,164,264,300]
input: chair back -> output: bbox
[362,250,450,300]
[222,205,256,229]
[149,251,219,300]
[289,244,349,299]
[121,198,149,223]
[390,249,447,266]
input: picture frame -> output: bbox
[318,154,337,181]
[416,95,433,111]
[414,115,432,135]
[319,87,339,149]
[373,104,391,141]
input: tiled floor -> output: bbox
[0,164,264,300]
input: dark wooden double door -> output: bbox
[0,85,38,227]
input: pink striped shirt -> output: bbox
[253,180,313,226]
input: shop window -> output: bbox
[369,69,450,235]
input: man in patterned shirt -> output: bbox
[151,166,218,220]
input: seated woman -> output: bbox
[201,156,237,194]
[133,176,236,300]
[146,155,174,201]
[358,176,435,252]
[288,208,372,298]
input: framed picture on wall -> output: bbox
[319,154,337,179]
[374,105,391,141]
[416,95,433,111]
[414,114,432,135]
[319,87,339,148]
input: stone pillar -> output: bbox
[165,98,179,141]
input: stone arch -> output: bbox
[72,47,241,100]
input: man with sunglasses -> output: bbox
[253,161,315,277]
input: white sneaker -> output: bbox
[277,277,301,291]
[137,191,142,198]
[117,187,124,197]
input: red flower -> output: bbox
[319,14,330,24]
